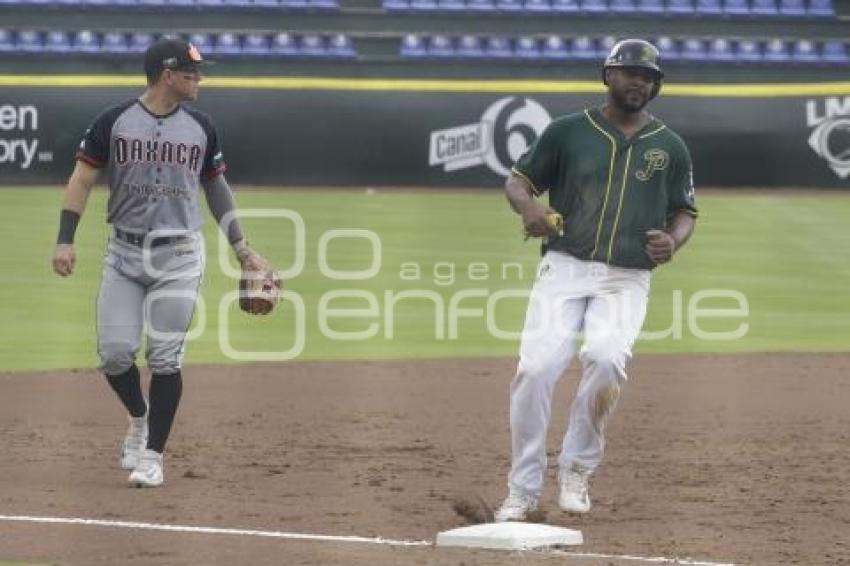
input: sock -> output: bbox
[147,371,183,453]
[105,364,147,418]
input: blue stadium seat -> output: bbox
[128,32,154,53]
[243,33,271,56]
[735,39,762,62]
[525,0,553,12]
[750,0,778,15]
[327,34,355,58]
[570,36,597,60]
[695,0,722,15]
[821,40,849,64]
[253,0,283,7]
[309,0,339,10]
[666,0,695,15]
[138,0,169,7]
[723,0,749,16]
[400,34,427,57]
[552,0,579,11]
[428,34,455,58]
[679,38,708,61]
[497,0,523,12]
[16,30,44,53]
[598,35,617,58]
[655,36,680,61]
[791,39,819,63]
[383,0,409,11]
[0,30,14,53]
[808,0,834,17]
[110,0,141,7]
[213,32,241,56]
[456,35,485,58]
[73,30,100,53]
[409,0,437,9]
[438,0,465,10]
[282,0,308,9]
[763,38,790,62]
[610,0,637,13]
[467,0,496,10]
[44,31,72,54]
[580,0,607,13]
[541,35,568,59]
[707,37,735,61]
[778,0,804,16]
[298,34,328,57]
[515,36,541,59]
[187,33,213,53]
[485,36,513,58]
[223,0,253,7]
[636,0,664,13]
[270,32,297,56]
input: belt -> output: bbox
[114,228,190,248]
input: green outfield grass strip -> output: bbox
[0,75,848,96]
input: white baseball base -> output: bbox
[436,522,583,550]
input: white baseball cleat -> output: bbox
[120,413,148,470]
[494,490,539,522]
[558,467,591,513]
[129,449,164,488]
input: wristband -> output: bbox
[57,209,81,244]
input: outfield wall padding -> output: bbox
[0,84,847,188]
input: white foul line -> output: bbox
[0,515,736,565]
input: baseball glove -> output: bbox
[239,269,282,315]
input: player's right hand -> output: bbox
[52,244,76,277]
[521,201,561,239]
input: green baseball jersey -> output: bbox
[513,107,697,270]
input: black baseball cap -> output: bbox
[144,37,213,79]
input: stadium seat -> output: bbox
[138,0,169,7]
[282,0,309,9]
[0,30,13,53]
[456,35,485,58]
[309,0,339,10]
[723,0,749,16]
[187,33,214,53]
[515,36,541,59]
[128,32,154,53]
[695,0,722,15]
[298,34,328,57]
[571,36,597,60]
[821,40,849,64]
[706,37,735,61]
[750,0,778,15]
[598,35,618,57]
[485,36,513,58]
[270,32,298,56]
[44,31,72,54]
[327,34,355,58]
[666,0,695,15]
[437,0,465,10]
[73,30,100,53]
[735,39,762,62]
[552,0,580,12]
[636,0,664,14]
[243,33,272,56]
[410,0,437,9]
[400,34,427,57]
[808,0,834,17]
[679,38,708,61]
[213,32,242,56]
[16,30,44,53]
[655,36,680,61]
[610,0,637,13]
[253,0,283,7]
[223,0,253,7]
[791,39,819,63]
[525,0,553,12]
[542,35,569,59]
[428,34,455,58]
[467,0,496,11]
[763,38,790,62]
[383,0,409,11]
[778,0,804,16]
[580,0,607,14]
[497,0,523,12]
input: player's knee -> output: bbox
[148,357,181,375]
[515,358,565,386]
[98,341,136,375]
[580,346,628,381]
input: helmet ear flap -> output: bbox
[650,78,662,99]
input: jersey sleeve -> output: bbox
[184,106,227,181]
[667,140,698,218]
[511,121,560,196]
[75,108,117,168]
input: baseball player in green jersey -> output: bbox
[495,39,697,521]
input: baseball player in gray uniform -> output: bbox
[51,38,271,488]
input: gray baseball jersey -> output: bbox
[76,99,226,233]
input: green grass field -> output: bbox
[1,187,848,372]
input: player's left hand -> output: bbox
[645,229,676,265]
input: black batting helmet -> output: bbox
[602,39,664,99]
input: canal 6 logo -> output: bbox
[428,97,551,177]
[806,96,850,179]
